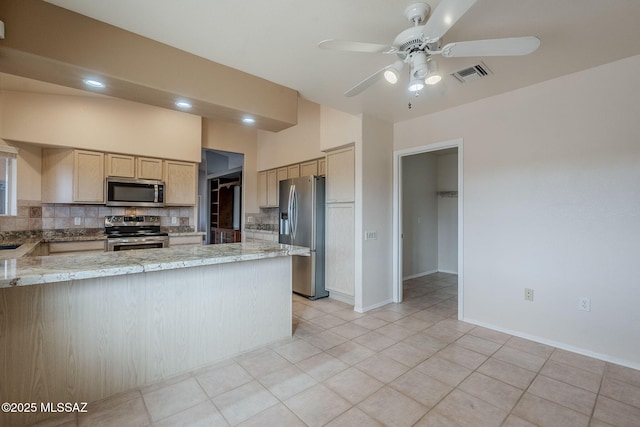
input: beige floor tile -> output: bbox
[237,403,305,427]
[549,349,606,376]
[369,309,408,322]
[513,393,590,427]
[392,316,433,332]
[307,313,347,329]
[467,326,512,344]
[458,372,523,412]
[435,318,475,333]
[78,393,150,427]
[195,362,254,398]
[329,322,370,339]
[606,363,640,388]
[540,360,602,393]
[422,323,465,343]
[401,332,449,356]
[352,331,398,352]
[30,413,77,427]
[414,355,472,387]
[324,366,384,404]
[292,320,325,338]
[258,365,317,400]
[325,407,383,427]
[599,375,640,408]
[435,344,488,370]
[331,308,366,321]
[212,380,279,426]
[432,389,507,427]
[414,410,463,426]
[476,358,536,389]
[351,316,389,330]
[501,414,538,427]
[376,323,417,341]
[358,386,428,427]
[301,330,348,351]
[273,339,322,363]
[492,345,547,372]
[294,305,325,320]
[236,348,292,378]
[455,334,503,356]
[154,400,229,427]
[355,353,410,383]
[295,352,349,381]
[593,396,640,427]
[410,310,447,324]
[528,375,597,415]
[427,303,457,318]
[389,368,452,408]
[312,298,350,313]
[142,377,207,422]
[505,336,555,359]
[284,384,351,427]
[589,419,616,427]
[381,341,431,367]
[327,341,375,365]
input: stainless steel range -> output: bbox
[104,215,169,251]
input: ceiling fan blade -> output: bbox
[421,0,477,42]
[344,66,389,97]
[440,36,541,57]
[318,39,396,54]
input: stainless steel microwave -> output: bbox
[106,177,165,207]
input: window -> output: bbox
[0,145,18,216]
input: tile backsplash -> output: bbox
[0,200,196,233]
[245,208,278,232]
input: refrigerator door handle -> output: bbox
[290,184,297,242]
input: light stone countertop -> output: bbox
[0,242,310,288]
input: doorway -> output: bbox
[392,138,464,318]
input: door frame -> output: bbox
[392,138,464,319]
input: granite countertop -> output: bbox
[0,242,310,288]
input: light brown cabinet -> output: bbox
[105,153,135,178]
[318,158,326,176]
[326,146,355,203]
[300,160,318,177]
[287,164,300,178]
[164,160,197,206]
[258,171,268,207]
[42,148,105,204]
[267,169,278,206]
[325,203,355,296]
[137,157,164,180]
[277,167,288,183]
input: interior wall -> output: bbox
[0,92,201,162]
[359,115,393,311]
[394,54,640,368]
[402,152,438,278]
[201,119,258,214]
[437,153,458,273]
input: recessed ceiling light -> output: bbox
[242,116,256,124]
[175,101,192,109]
[83,79,105,88]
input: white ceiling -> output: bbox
[27,0,640,123]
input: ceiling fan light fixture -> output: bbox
[425,59,442,85]
[383,60,404,84]
[408,78,424,92]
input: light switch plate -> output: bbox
[365,231,377,240]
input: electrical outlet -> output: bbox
[365,231,377,240]
[579,297,591,312]
[247,216,255,224]
[171,216,177,225]
[74,217,82,226]
[524,288,534,302]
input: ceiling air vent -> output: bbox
[451,62,492,83]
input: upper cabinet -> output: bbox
[42,148,105,204]
[287,164,300,179]
[258,156,326,208]
[106,154,164,180]
[300,160,318,177]
[326,146,354,203]
[164,160,197,206]
[318,158,326,176]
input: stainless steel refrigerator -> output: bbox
[279,175,328,299]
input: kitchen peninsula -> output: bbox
[0,242,308,427]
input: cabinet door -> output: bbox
[318,158,326,176]
[74,150,105,203]
[276,167,288,182]
[164,160,197,205]
[325,203,355,296]
[326,146,355,203]
[258,171,268,207]
[267,169,278,207]
[287,164,300,178]
[137,157,164,180]
[105,153,135,178]
[300,160,318,177]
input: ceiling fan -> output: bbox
[318,0,540,97]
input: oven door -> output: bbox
[107,236,169,251]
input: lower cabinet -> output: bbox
[169,235,203,247]
[48,240,106,255]
[325,203,355,296]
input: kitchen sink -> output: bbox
[0,244,21,250]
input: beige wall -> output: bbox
[202,119,258,213]
[395,54,640,368]
[320,105,362,151]
[0,92,202,162]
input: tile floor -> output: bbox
[33,273,640,427]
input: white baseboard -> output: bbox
[328,291,354,307]
[402,269,438,281]
[357,298,394,313]
[463,317,640,371]
[437,269,458,275]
